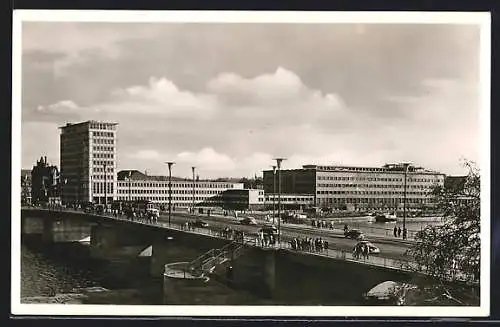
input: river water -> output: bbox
[20,238,276,305]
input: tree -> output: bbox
[404,160,480,305]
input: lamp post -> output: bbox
[401,163,411,232]
[271,165,276,225]
[165,162,175,227]
[103,162,107,208]
[128,171,132,202]
[273,158,286,246]
[192,166,196,214]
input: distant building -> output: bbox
[116,170,244,209]
[264,193,315,210]
[31,156,60,204]
[200,189,265,211]
[21,169,32,205]
[263,163,445,212]
[59,121,118,205]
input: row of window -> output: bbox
[92,182,114,194]
[93,167,114,173]
[317,190,430,196]
[92,131,114,137]
[93,153,114,159]
[317,175,440,183]
[92,146,114,152]
[317,197,433,204]
[92,175,115,180]
[93,138,114,145]
[115,196,214,202]
[92,160,114,167]
[117,189,223,195]
[89,123,116,130]
[317,183,432,189]
[264,197,314,202]
[117,182,236,189]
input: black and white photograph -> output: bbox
[12,10,490,317]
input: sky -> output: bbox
[20,21,482,179]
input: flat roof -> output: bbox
[59,120,118,129]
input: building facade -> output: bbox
[200,189,265,211]
[264,194,315,210]
[60,121,117,205]
[116,170,244,209]
[30,156,60,204]
[21,169,32,205]
[263,163,445,212]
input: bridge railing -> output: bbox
[22,206,475,282]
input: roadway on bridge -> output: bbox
[160,212,411,261]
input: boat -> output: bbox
[374,213,397,223]
[362,281,403,305]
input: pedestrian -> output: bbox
[362,244,368,260]
[398,227,402,238]
[403,228,407,240]
[393,226,398,237]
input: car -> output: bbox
[191,219,209,228]
[240,217,258,225]
[356,240,380,254]
[344,228,365,240]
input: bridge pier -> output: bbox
[150,242,172,278]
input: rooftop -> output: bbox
[117,170,244,183]
[264,163,443,174]
[59,120,118,129]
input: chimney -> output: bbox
[44,156,47,165]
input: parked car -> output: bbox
[191,219,209,228]
[240,217,258,225]
[356,240,380,254]
[344,228,365,240]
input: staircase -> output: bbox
[187,240,247,278]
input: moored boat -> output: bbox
[374,213,397,223]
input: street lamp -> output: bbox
[273,158,286,246]
[128,171,132,202]
[192,166,196,214]
[401,163,412,233]
[165,162,175,227]
[271,165,277,225]
[103,162,107,208]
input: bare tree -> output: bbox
[404,160,480,305]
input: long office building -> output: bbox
[263,163,445,212]
[116,170,244,208]
[60,121,118,205]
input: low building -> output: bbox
[116,170,244,209]
[264,193,315,210]
[200,189,265,211]
[263,163,445,213]
[31,156,61,205]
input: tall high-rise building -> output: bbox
[59,121,118,205]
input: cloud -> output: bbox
[28,65,478,177]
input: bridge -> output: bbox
[19,206,461,304]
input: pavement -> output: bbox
[164,211,416,246]
[158,211,413,260]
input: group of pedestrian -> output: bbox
[352,242,370,260]
[393,226,408,240]
[311,219,334,230]
[290,237,329,253]
[218,226,245,243]
[256,230,276,247]
[181,221,196,231]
